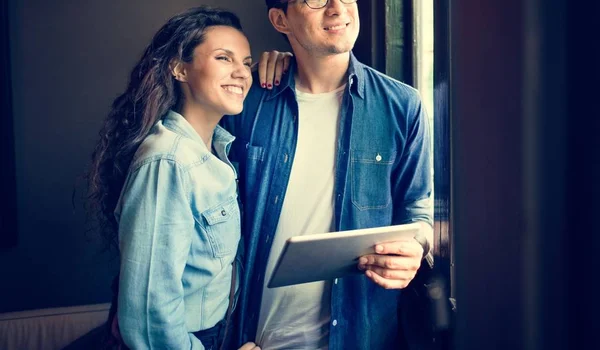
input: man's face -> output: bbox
[283,0,360,57]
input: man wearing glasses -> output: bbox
[224,1,434,349]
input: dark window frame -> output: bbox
[1,0,18,250]
[356,0,454,306]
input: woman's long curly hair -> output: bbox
[87,6,243,252]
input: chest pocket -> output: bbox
[201,196,241,258]
[350,149,397,210]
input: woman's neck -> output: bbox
[177,104,221,150]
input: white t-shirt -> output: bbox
[255,85,345,350]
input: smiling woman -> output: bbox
[85,6,257,350]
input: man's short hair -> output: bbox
[265,0,288,12]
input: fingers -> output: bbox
[273,52,293,87]
[373,239,424,257]
[257,51,294,89]
[264,51,279,89]
[258,52,270,89]
[364,267,416,290]
[273,56,284,87]
[358,254,420,272]
[257,50,278,89]
[238,342,261,350]
[282,52,292,73]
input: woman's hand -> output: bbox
[256,50,293,89]
[238,341,261,350]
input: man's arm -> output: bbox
[358,91,433,289]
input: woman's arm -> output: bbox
[117,159,204,349]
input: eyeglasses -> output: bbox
[282,0,358,10]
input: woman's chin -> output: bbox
[224,105,244,116]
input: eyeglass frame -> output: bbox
[277,0,358,10]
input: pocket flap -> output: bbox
[201,197,237,226]
[351,149,397,164]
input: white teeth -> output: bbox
[223,86,243,95]
[326,24,346,30]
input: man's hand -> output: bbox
[254,50,293,89]
[238,342,261,350]
[358,222,432,290]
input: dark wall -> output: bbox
[451,0,599,348]
[1,0,288,313]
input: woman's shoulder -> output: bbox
[130,122,210,171]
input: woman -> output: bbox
[87,6,259,350]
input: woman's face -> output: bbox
[179,25,252,117]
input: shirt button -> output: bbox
[221,210,227,216]
[375,153,382,162]
[334,278,338,284]
[332,319,338,326]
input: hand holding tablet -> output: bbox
[267,223,421,288]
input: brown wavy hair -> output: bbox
[87,6,243,252]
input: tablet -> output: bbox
[267,223,421,288]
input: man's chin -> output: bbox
[325,46,353,55]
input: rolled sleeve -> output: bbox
[392,97,433,227]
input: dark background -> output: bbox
[1,0,598,349]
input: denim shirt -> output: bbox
[115,111,241,350]
[222,52,433,350]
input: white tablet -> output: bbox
[267,223,421,288]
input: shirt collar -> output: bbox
[162,110,235,150]
[265,51,365,101]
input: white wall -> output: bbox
[1,0,288,313]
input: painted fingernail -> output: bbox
[267,83,272,88]
[275,80,280,85]
[261,83,266,88]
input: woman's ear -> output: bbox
[169,58,187,82]
[268,8,292,36]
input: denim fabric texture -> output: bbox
[222,52,433,350]
[115,110,241,349]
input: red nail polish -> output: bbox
[267,84,272,88]
[275,80,280,85]
[261,83,266,88]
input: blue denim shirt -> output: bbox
[222,52,433,350]
[115,111,241,350]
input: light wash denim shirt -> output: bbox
[222,52,433,350]
[115,110,241,350]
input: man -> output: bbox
[223,0,434,349]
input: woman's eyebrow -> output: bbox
[213,48,252,60]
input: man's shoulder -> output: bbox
[360,64,422,104]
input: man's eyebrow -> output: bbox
[213,48,252,60]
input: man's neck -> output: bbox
[294,51,350,94]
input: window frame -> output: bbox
[1,0,18,250]
[356,0,454,301]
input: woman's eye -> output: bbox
[244,62,252,68]
[217,56,232,62]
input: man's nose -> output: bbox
[325,0,347,15]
